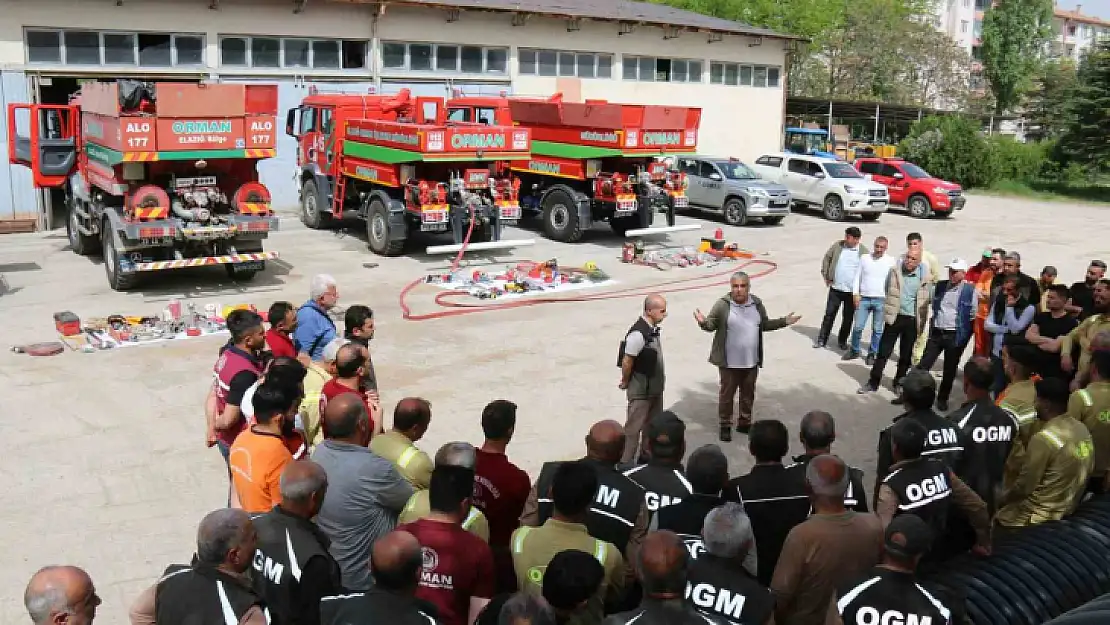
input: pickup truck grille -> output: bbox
[868,189,887,197]
[948,190,962,198]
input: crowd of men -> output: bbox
[21,234,1110,625]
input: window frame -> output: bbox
[25,27,206,67]
[518,47,613,79]
[380,41,509,75]
[626,55,704,83]
[218,35,367,70]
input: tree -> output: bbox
[1025,58,1078,140]
[1057,39,1110,172]
[899,115,994,187]
[979,0,1054,114]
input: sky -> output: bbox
[1056,0,1110,20]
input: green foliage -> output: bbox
[1026,59,1078,140]
[898,116,1050,188]
[979,0,1054,113]
[1057,39,1110,173]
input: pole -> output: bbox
[873,103,880,143]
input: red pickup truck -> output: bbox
[854,157,965,219]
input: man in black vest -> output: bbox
[252,460,341,625]
[875,417,992,563]
[948,357,1015,516]
[686,503,774,625]
[874,370,965,504]
[319,530,440,625]
[723,419,809,585]
[829,515,958,625]
[128,509,267,625]
[521,420,649,574]
[618,294,668,464]
[622,411,693,516]
[787,410,868,512]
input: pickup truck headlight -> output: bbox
[932,186,948,194]
[745,187,770,197]
[843,185,866,195]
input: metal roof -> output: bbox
[372,0,802,41]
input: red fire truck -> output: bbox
[6,81,280,290]
[285,88,533,256]
[445,93,701,243]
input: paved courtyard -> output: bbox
[0,194,1103,621]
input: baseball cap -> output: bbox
[646,410,686,455]
[884,514,933,559]
[981,248,993,258]
[946,258,969,271]
[321,337,350,363]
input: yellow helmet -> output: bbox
[584,261,598,272]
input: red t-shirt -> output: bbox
[473,449,531,549]
[264,328,297,359]
[398,518,495,625]
[319,379,375,433]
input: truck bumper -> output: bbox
[746,200,791,217]
[123,251,279,273]
[846,199,889,214]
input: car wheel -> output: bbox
[723,198,748,226]
[542,189,584,243]
[822,194,845,221]
[907,194,932,219]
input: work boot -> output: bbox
[813,338,827,349]
[842,350,859,361]
[857,382,878,394]
[936,397,949,412]
[838,340,849,351]
[865,353,877,367]
[719,426,732,442]
[736,421,752,434]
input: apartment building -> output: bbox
[1049,4,1110,62]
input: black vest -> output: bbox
[155,561,263,625]
[655,494,725,541]
[251,507,341,625]
[883,457,952,538]
[686,553,775,625]
[320,588,440,625]
[622,463,694,514]
[534,459,644,553]
[834,567,952,625]
[788,454,869,513]
[724,464,810,586]
[950,399,1015,515]
[618,317,659,375]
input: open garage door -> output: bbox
[222,78,374,210]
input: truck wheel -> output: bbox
[366,199,404,256]
[822,194,846,221]
[723,198,748,226]
[225,264,258,282]
[301,180,330,229]
[67,196,98,256]
[102,220,139,291]
[763,216,785,225]
[542,189,584,243]
[907,194,932,219]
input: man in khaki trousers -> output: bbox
[618,294,668,463]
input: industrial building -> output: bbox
[0,0,797,229]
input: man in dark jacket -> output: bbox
[817,226,868,351]
[787,410,868,512]
[907,258,977,412]
[695,271,801,441]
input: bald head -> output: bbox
[434,441,477,469]
[322,393,368,441]
[371,530,423,592]
[197,508,254,568]
[800,410,835,451]
[25,566,98,625]
[586,420,626,463]
[334,342,367,378]
[637,531,688,596]
[805,454,849,498]
[280,460,328,506]
[644,294,666,312]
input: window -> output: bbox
[1068,24,1077,36]
[138,33,172,66]
[29,29,204,67]
[219,35,366,69]
[625,56,702,82]
[755,155,783,167]
[103,33,136,65]
[767,67,780,88]
[711,64,783,88]
[961,20,969,33]
[739,65,753,86]
[380,41,508,74]
[299,107,317,135]
[753,66,767,88]
[175,35,204,65]
[974,20,983,37]
[787,159,809,174]
[65,31,101,64]
[699,162,719,178]
[518,48,612,79]
[857,160,880,175]
[678,158,700,176]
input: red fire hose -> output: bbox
[398,205,779,322]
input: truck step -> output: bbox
[123,251,278,273]
[425,239,535,255]
[624,224,701,237]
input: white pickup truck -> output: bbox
[751,153,889,221]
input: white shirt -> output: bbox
[854,253,896,298]
[832,245,862,292]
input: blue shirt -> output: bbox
[899,266,923,316]
[294,300,336,360]
[832,245,862,292]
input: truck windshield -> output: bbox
[903,163,931,179]
[824,162,863,179]
[716,161,759,180]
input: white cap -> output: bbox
[946,258,969,271]
[321,337,350,363]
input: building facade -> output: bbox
[0,0,793,226]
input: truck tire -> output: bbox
[541,188,584,243]
[822,194,846,221]
[723,197,748,226]
[102,219,139,291]
[67,196,98,256]
[301,179,330,229]
[907,194,932,219]
[366,198,404,256]
[225,264,259,282]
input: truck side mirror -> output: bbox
[285,108,299,138]
[708,172,722,181]
[892,172,904,180]
[813,171,826,179]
